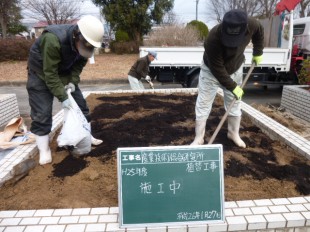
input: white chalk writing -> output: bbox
[121,167,148,176]
[177,210,221,220]
[140,181,181,195]
[186,161,218,173]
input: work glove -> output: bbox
[232,86,244,100]
[252,55,263,65]
[65,82,75,93]
[145,75,151,82]
[61,99,71,109]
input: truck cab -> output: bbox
[293,17,310,58]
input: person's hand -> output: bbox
[62,99,71,109]
[232,86,244,100]
[145,75,151,82]
[65,82,75,93]
[252,55,263,65]
[149,81,154,89]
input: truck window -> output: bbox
[294,24,306,35]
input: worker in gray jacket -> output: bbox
[27,15,104,165]
[191,9,264,147]
[128,51,157,90]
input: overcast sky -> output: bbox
[79,0,216,27]
[173,0,211,25]
[22,0,217,28]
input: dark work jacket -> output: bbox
[128,55,150,80]
[27,24,87,102]
[203,17,264,91]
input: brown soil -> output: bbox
[252,103,310,140]
[0,93,309,210]
[0,53,138,83]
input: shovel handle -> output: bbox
[146,79,154,89]
[207,62,256,145]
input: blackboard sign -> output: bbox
[117,145,224,228]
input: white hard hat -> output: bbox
[77,15,104,48]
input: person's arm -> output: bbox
[249,18,264,57]
[40,33,67,102]
[70,57,88,85]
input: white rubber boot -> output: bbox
[190,120,206,145]
[35,135,52,165]
[91,135,103,146]
[227,116,246,148]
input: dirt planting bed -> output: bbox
[0,93,309,210]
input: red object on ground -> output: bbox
[274,0,301,15]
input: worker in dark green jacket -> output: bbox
[27,15,104,165]
[191,9,264,148]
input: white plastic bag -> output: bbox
[57,90,91,155]
[73,135,92,155]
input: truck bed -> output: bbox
[140,46,291,72]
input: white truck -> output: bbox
[293,16,310,58]
[140,11,296,88]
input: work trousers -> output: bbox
[128,75,145,90]
[26,69,90,136]
[195,62,243,121]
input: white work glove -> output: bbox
[61,99,71,109]
[65,82,75,93]
[145,75,151,82]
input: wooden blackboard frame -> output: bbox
[117,145,224,228]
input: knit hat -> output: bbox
[148,51,157,59]
[221,9,248,47]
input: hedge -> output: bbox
[0,38,34,62]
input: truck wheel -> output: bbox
[189,73,199,88]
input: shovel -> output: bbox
[208,62,256,145]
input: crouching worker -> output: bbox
[128,51,157,90]
[27,15,104,165]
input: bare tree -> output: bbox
[206,0,229,23]
[206,0,280,23]
[21,0,82,24]
[298,0,310,17]
[162,10,178,25]
[239,0,263,16]
[256,0,277,18]
[206,0,260,23]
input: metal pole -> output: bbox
[195,0,199,20]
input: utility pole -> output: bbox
[195,0,199,20]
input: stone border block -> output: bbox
[281,85,310,123]
[0,94,20,127]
